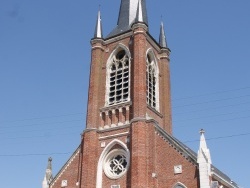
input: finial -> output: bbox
[47,157,52,170]
[200,129,205,135]
[48,157,52,162]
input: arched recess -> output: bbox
[173,182,187,188]
[146,48,160,111]
[105,44,131,106]
[96,139,130,188]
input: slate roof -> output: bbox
[106,0,148,38]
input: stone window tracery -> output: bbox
[103,149,129,179]
[108,50,130,105]
[108,154,127,175]
[146,53,158,110]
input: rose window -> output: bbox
[103,149,129,179]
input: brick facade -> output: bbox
[45,2,239,188]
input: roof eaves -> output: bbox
[212,166,240,188]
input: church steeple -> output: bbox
[159,21,168,48]
[42,1,240,187]
[107,0,148,38]
[94,8,103,39]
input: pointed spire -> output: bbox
[159,21,168,48]
[42,157,53,188]
[199,129,208,151]
[46,157,53,181]
[135,0,144,22]
[198,129,212,164]
[47,157,52,172]
[107,0,148,38]
[197,129,212,188]
[94,7,103,39]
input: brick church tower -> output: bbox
[42,1,239,188]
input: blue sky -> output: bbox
[0,0,249,187]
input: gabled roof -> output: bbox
[49,146,81,187]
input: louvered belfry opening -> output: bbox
[146,54,156,108]
[109,50,130,105]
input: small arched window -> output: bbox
[108,49,130,105]
[146,52,158,110]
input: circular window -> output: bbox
[103,149,129,179]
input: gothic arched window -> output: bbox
[107,49,130,106]
[146,52,159,110]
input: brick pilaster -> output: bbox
[131,23,148,119]
[86,39,104,129]
[159,48,172,134]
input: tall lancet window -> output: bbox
[107,47,130,106]
[146,51,159,111]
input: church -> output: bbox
[42,0,239,187]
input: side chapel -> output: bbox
[42,0,239,187]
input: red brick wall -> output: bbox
[80,130,98,188]
[129,121,199,188]
[51,24,176,188]
[154,127,199,187]
[86,40,104,129]
[50,122,199,188]
[50,150,80,188]
[86,27,172,133]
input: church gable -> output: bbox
[50,147,81,188]
[146,121,199,187]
